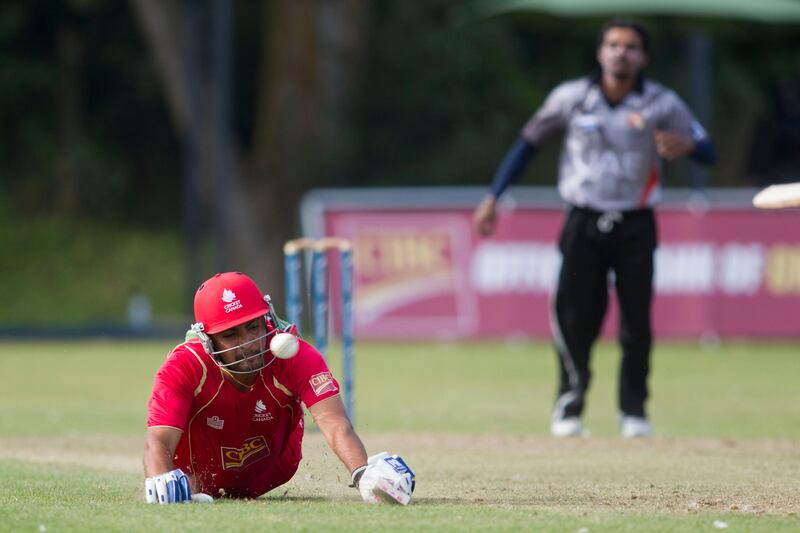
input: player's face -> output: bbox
[210,318,268,373]
[597,27,648,80]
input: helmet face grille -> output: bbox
[211,325,278,374]
[194,272,269,334]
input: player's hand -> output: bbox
[654,129,695,161]
[352,452,416,505]
[474,196,498,237]
[144,468,193,504]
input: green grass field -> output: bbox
[1,339,799,531]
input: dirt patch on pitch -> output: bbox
[293,433,800,514]
[3,432,798,514]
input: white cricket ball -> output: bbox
[270,332,299,359]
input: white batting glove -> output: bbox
[352,452,416,505]
[144,469,193,504]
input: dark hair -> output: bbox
[598,17,650,54]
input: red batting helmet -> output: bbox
[193,272,269,334]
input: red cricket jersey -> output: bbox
[147,337,340,498]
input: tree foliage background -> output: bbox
[2,0,798,326]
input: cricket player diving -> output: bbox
[474,18,716,438]
[143,271,415,504]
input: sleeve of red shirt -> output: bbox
[281,338,341,408]
[146,345,202,431]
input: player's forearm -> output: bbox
[143,446,175,477]
[326,424,369,473]
[311,398,368,471]
[143,429,180,476]
[689,138,716,165]
[489,136,536,198]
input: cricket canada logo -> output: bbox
[221,289,236,303]
[220,435,269,470]
[252,399,274,422]
[221,288,243,313]
[309,372,338,396]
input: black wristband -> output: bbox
[350,465,367,488]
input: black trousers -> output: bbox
[551,206,657,420]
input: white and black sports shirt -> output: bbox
[521,76,709,211]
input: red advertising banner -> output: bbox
[306,189,800,340]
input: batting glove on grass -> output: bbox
[145,469,192,504]
[353,452,416,505]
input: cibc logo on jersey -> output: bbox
[309,371,338,396]
[220,436,269,470]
